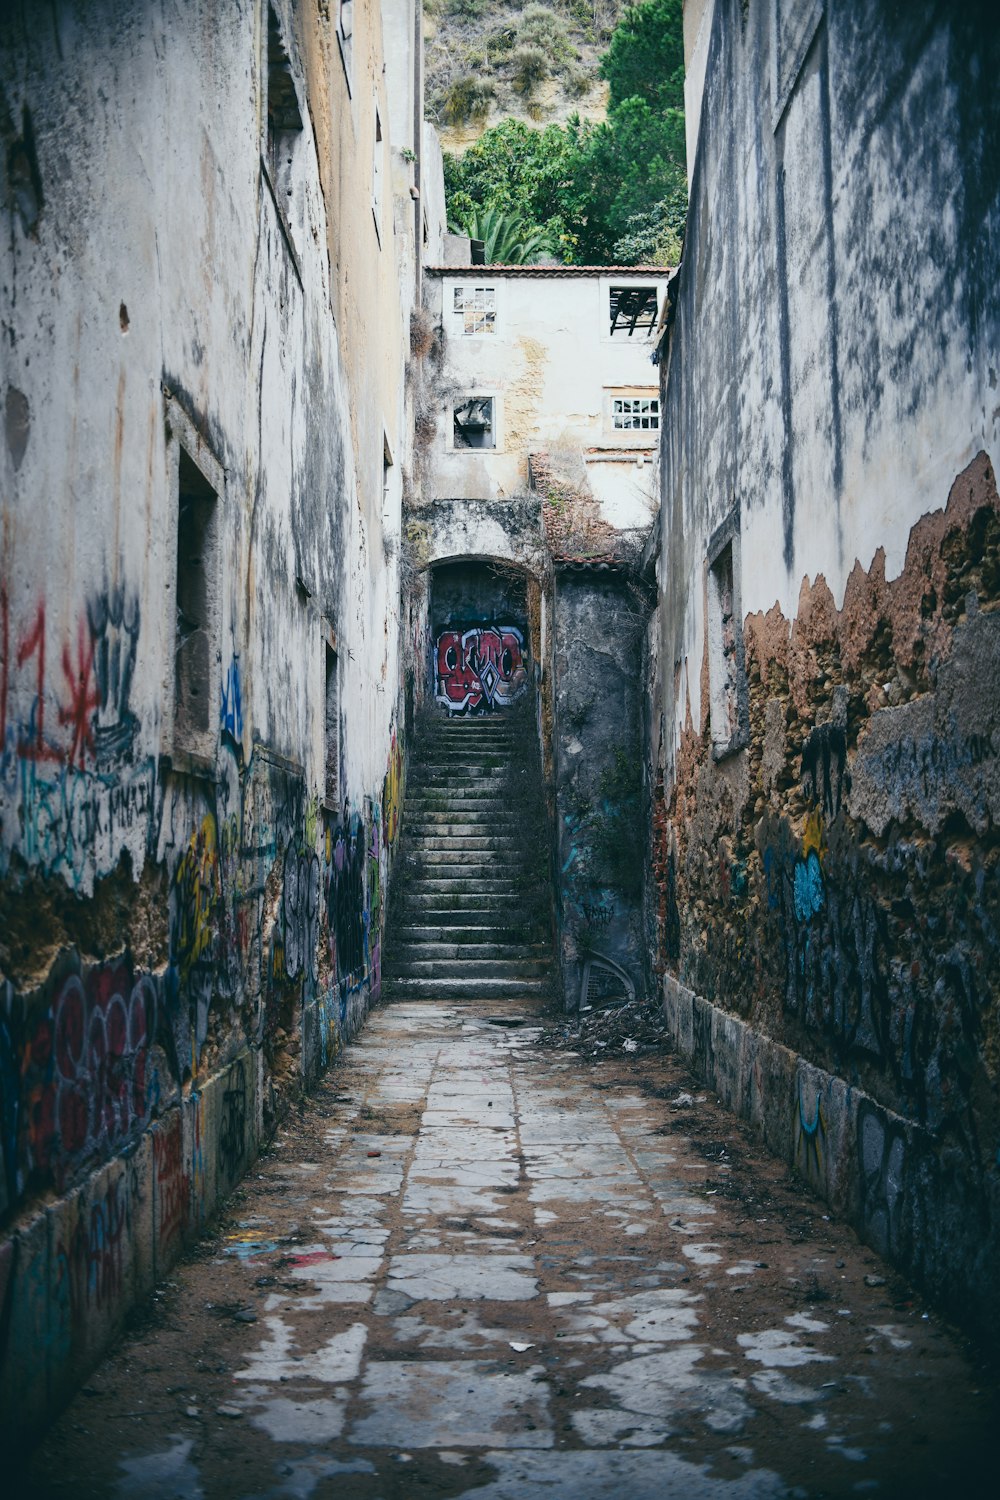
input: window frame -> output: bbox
[706,510,749,760]
[611,393,660,432]
[449,393,500,453]
[335,0,354,97]
[450,282,499,339]
[372,98,384,245]
[261,3,304,281]
[162,395,225,774]
[601,277,663,343]
[322,621,340,813]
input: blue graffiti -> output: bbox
[793,850,824,923]
[220,657,243,739]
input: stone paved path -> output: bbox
[23,1004,997,1499]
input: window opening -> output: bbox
[336,0,354,91]
[266,4,303,203]
[372,104,383,238]
[609,285,658,336]
[707,536,746,754]
[613,396,660,431]
[174,449,219,754]
[453,396,495,450]
[324,642,339,808]
[382,433,394,525]
[453,285,496,336]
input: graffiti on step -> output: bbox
[434,625,528,714]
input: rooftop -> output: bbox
[425,265,672,277]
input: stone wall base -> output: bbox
[1,1048,268,1451]
[662,975,1000,1344]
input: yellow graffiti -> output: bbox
[305,795,320,850]
[383,731,402,846]
[173,814,219,979]
[802,809,824,862]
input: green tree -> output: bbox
[600,0,685,113]
[443,118,589,260]
[442,0,688,267]
[448,206,554,264]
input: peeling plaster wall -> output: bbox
[425,271,667,503]
[655,0,1000,1338]
[0,0,416,1442]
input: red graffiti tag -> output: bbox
[434,625,528,714]
[58,615,98,768]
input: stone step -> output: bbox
[404,798,512,810]
[408,814,522,830]
[384,940,550,962]
[384,956,550,980]
[406,784,511,796]
[395,876,527,894]
[402,892,529,912]
[391,924,534,943]
[405,833,520,846]
[406,835,521,850]
[382,975,550,1000]
[425,721,521,733]
[403,857,527,870]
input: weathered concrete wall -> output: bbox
[555,567,647,1010]
[655,0,1000,1338]
[0,0,416,1443]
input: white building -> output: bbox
[425,265,669,529]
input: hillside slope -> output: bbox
[424,0,628,152]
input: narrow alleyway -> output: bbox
[22,1002,996,1499]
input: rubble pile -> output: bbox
[537,995,671,1060]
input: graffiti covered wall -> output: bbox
[653,4,1000,1339]
[0,0,418,1447]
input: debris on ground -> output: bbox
[537,994,671,1060]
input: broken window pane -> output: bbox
[453,285,497,335]
[613,396,660,430]
[453,396,496,449]
[609,285,658,336]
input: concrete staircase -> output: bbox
[382,711,554,1003]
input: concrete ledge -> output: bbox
[661,974,1000,1342]
[0,1046,260,1448]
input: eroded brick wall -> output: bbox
[656,454,1000,1332]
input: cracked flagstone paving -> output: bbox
[21,1002,998,1498]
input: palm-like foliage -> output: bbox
[448,206,554,265]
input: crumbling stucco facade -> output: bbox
[423,265,666,525]
[653,0,1000,1338]
[0,0,429,1443]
